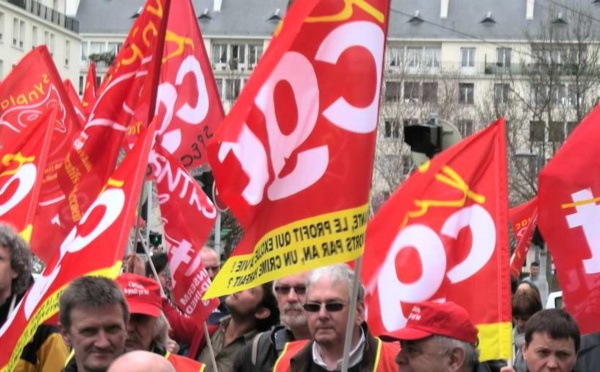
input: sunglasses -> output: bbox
[274,285,307,295]
[303,301,345,313]
[205,265,220,272]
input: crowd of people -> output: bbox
[0,222,595,372]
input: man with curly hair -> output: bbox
[0,223,69,371]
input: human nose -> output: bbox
[94,330,110,348]
[287,289,299,302]
[546,354,559,369]
[395,349,408,366]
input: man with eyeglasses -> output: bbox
[383,301,493,372]
[273,264,398,371]
[234,271,312,371]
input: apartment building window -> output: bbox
[406,47,421,68]
[530,121,545,143]
[229,44,246,69]
[212,43,227,65]
[496,48,512,67]
[422,82,438,103]
[0,13,4,43]
[31,25,38,48]
[401,155,413,177]
[424,47,440,68]
[403,46,441,70]
[12,18,25,48]
[387,47,403,68]
[567,121,578,136]
[65,40,70,66]
[215,78,224,99]
[458,119,474,137]
[384,81,402,102]
[49,33,55,55]
[404,82,420,101]
[81,42,88,62]
[461,48,475,68]
[384,119,401,138]
[494,84,510,104]
[551,84,567,105]
[549,121,565,143]
[248,45,263,69]
[108,42,122,55]
[225,78,241,100]
[458,83,474,104]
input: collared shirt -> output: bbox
[312,328,366,371]
[197,316,258,372]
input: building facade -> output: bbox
[75,0,600,206]
[0,0,80,82]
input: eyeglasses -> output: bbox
[205,265,220,272]
[274,285,306,295]
[303,301,345,313]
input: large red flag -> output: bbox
[148,0,224,168]
[205,0,391,298]
[81,62,97,116]
[31,0,170,262]
[149,146,219,322]
[509,197,538,277]
[538,105,600,335]
[362,119,511,361]
[0,108,56,240]
[0,46,81,262]
[0,118,155,371]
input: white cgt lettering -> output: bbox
[24,188,125,318]
[156,56,210,154]
[377,205,496,331]
[218,21,383,205]
[0,163,37,217]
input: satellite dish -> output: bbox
[410,119,463,167]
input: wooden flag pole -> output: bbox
[203,322,219,371]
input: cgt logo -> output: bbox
[0,154,36,218]
[377,204,496,331]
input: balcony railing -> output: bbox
[385,61,594,77]
[5,0,79,33]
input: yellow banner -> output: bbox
[477,322,512,362]
[204,205,369,299]
[1,262,122,372]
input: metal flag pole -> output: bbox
[214,211,222,258]
[341,257,363,372]
[138,230,166,297]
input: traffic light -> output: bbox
[403,123,442,159]
[149,232,162,246]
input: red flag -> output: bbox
[0,46,81,262]
[81,62,97,116]
[509,197,538,277]
[149,146,219,321]
[204,0,391,298]
[147,0,224,168]
[0,117,155,371]
[31,0,171,262]
[538,105,600,335]
[63,78,86,126]
[0,108,56,239]
[362,119,511,361]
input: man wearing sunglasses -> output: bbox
[383,301,494,372]
[234,272,312,371]
[273,264,398,371]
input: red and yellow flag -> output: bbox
[0,108,56,240]
[81,61,97,116]
[538,105,600,335]
[204,0,391,298]
[150,145,219,322]
[509,197,538,277]
[0,117,156,372]
[362,119,511,361]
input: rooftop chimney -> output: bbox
[440,0,449,19]
[526,0,534,20]
[214,0,223,12]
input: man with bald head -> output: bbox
[107,350,174,372]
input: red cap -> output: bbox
[116,273,161,318]
[382,301,478,344]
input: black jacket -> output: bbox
[233,325,294,372]
[575,332,600,372]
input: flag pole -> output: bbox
[341,257,363,372]
[203,322,219,371]
[138,229,166,298]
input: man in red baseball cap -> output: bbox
[115,273,205,370]
[383,301,493,372]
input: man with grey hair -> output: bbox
[0,223,68,371]
[273,264,398,371]
[383,301,491,372]
[60,276,130,372]
[234,271,311,371]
